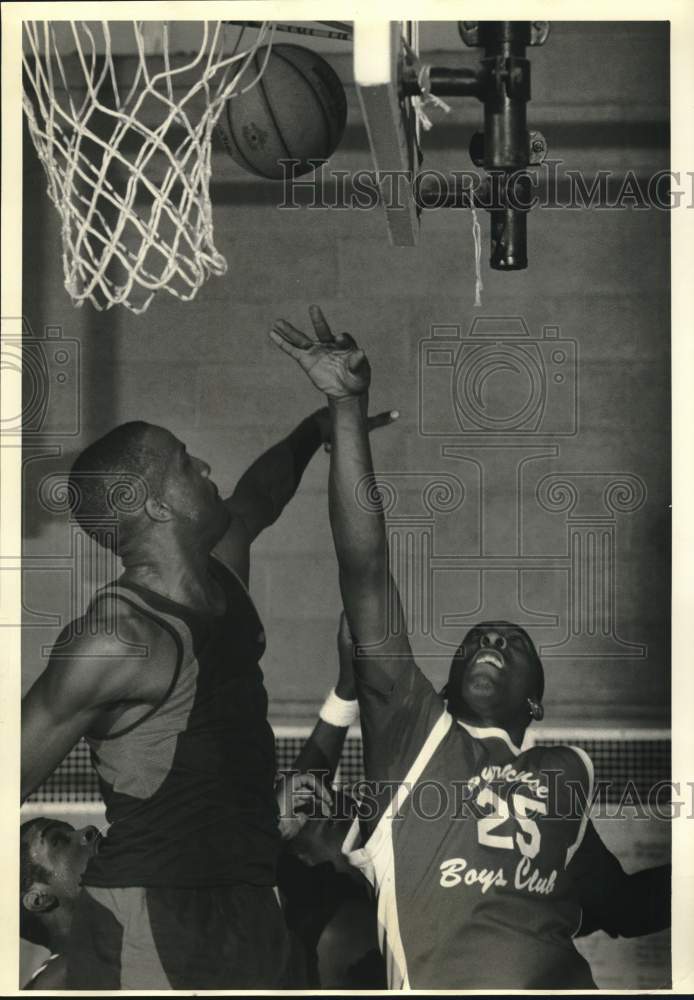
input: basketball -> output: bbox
[219,44,347,180]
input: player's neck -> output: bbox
[44,907,72,952]
[121,537,222,613]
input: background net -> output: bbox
[28,730,670,809]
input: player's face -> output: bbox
[454,623,542,728]
[23,820,101,901]
[155,430,230,544]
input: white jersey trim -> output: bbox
[457,720,527,756]
[564,745,595,868]
[342,709,453,989]
[25,952,60,987]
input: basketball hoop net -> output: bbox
[22,21,275,313]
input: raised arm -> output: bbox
[213,412,323,582]
[214,409,395,584]
[271,307,446,787]
[225,412,324,539]
[292,612,358,782]
[270,307,408,663]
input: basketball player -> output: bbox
[270,307,670,989]
[18,610,359,992]
[20,407,393,990]
[281,786,669,988]
[20,819,101,989]
[18,774,332,992]
[20,619,668,993]
[281,615,668,989]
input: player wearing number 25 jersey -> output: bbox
[342,641,596,989]
[269,307,615,990]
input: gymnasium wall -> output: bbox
[21,22,670,728]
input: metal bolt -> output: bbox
[532,139,545,153]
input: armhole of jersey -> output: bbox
[565,745,595,868]
[91,590,184,742]
[572,905,585,939]
[341,708,453,878]
[24,952,60,988]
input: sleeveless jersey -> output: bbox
[342,658,596,990]
[82,558,280,888]
[24,953,61,989]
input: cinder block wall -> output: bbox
[21,22,669,726]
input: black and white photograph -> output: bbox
[2,2,692,993]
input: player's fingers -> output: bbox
[291,789,331,818]
[293,772,333,808]
[272,319,313,347]
[309,304,334,343]
[272,320,313,346]
[269,329,307,360]
[335,331,358,349]
[368,409,400,432]
[291,791,318,805]
[271,319,313,348]
[347,348,367,373]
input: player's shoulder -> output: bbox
[23,953,66,990]
[527,742,594,786]
[63,584,178,653]
[46,589,179,702]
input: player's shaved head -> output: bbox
[68,422,175,553]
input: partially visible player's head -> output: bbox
[20,818,100,949]
[286,789,358,875]
[444,622,545,735]
[69,422,229,556]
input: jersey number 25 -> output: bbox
[476,787,547,859]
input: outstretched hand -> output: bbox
[270,305,371,399]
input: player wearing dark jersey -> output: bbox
[20,411,392,990]
[270,307,671,989]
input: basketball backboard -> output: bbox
[353,21,422,247]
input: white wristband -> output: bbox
[319,688,359,727]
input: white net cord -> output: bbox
[22,21,275,314]
[471,206,484,307]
